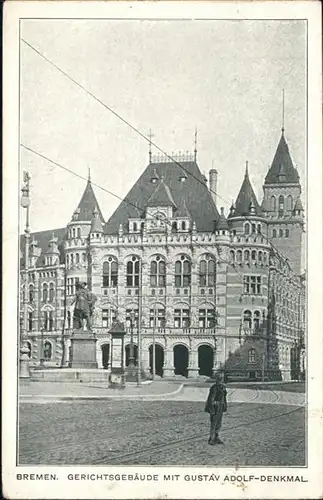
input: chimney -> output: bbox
[209,168,218,207]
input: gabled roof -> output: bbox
[104,160,220,233]
[74,180,105,223]
[20,227,67,268]
[146,178,176,208]
[265,131,300,185]
[176,197,191,218]
[229,166,262,218]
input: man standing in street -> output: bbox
[204,373,228,445]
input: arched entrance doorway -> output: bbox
[198,345,214,377]
[149,344,164,377]
[125,344,138,366]
[101,343,110,369]
[173,344,189,377]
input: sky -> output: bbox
[20,19,306,233]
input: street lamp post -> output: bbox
[20,172,31,379]
[128,311,135,368]
[152,307,156,380]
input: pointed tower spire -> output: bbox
[194,127,198,161]
[148,129,154,163]
[282,89,285,134]
[245,160,249,176]
[88,167,91,182]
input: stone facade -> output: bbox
[20,131,306,381]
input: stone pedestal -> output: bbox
[70,330,98,369]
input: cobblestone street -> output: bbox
[19,400,305,466]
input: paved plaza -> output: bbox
[19,383,305,467]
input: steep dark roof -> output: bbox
[146,178,176,208]
[20,227,67,268]
[104,160,220,233]
[229,167,262,218]
[74,180,105,222]
[265,132,300,185]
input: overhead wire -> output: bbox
[21,37,302,274]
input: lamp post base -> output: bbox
[20,346,30,379]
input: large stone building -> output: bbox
[20,128,306,381]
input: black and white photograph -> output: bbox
[2,2,322,499]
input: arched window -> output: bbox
[181,221,186,231]
[75,253,80,264]
[42,283,48,302]
[230,250,235,263]
[70,254,74,266]
[279,229,283,238]
[285,229,290,238]
[49,283,55,302]
[243,310,252,328]
[271,196,276,211]
[244,250,250,262]
[43,310,54,331]
[253,310,261,331]
[258,251,263,262]
[133,222,138,232]
[248,348,256,363]
[150,256,166,287]
[287,195,293,211]
[72,228,76,238]
[126,256,140,287]
[172,221,177,232]
[175,255,191,287]
[67,310,71,329]
[278,195,284,215]
[29,284,35,303]
[43,341,52,360]
[82,253,86,263]
[251,250,257,261]
[273,228,277,238]
[244,223,250,235]
[251,223,256,234]
[199,255,216,287]
[26,341,32,358]
[103,258,118,287]
[66,254,70,268]
[257,223,262,234]
[77,227,81,238]
[28,311,33,331]
[236,250,242,263]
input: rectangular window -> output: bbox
[244,275,261,295]
[28,312,33,331]
[174,309,190,328]
[102,309,116,328]
[149,309,166,328]
[199,309,216,328]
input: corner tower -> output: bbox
[262,130,304,275]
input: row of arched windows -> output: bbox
[66,253,87,268]
[230,249,268,264]
[270,195,293,213]
[23,283,55,303]
[68,227,82,239]
[272,228,290,238]
[23,340,53,359]
[244,222,262,235]
[102,254,216,288]
[243,310,264,330]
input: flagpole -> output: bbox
[20,172,31,378]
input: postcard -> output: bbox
[2,1,322,499]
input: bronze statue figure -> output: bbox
[71,282,97,331]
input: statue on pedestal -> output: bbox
[71,282,97,331]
